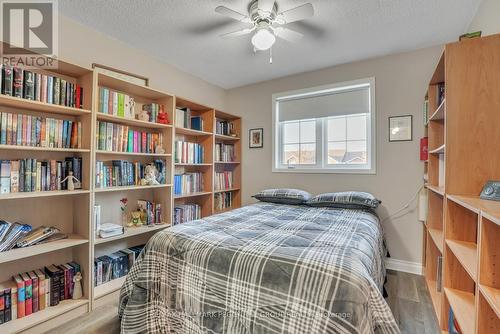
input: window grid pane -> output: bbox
[281,119,317,165]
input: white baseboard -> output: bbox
[385,258,423,275]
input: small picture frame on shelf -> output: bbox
[389,115,413,142]
[249,128,263,148]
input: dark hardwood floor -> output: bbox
[49,270,440,334]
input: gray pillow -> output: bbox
[253,188,312,205]
[306,191,381,209]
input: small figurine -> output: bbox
[127,97,136,119]
[155,145,165,154]
[136,109,150,122]
[130,211,143,226]
[72,272,83,300]
[140,164,160,185]
[60,171,80,191]
[157,106,169,124]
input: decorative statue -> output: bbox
[60,171,80,191]
[128,97,136,118]
[130,211,143,226]
[140,164,160,185]
[72,272,83,300]
[155,145,165,154]
[157,106,169,124]
[136,109,150,122]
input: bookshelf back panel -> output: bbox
[444,245,476,292]
[479,217,500,288]
[174,196,213,218]
[0,246,84,283]
[478,291,500,333]
[94,235,150,258]
[428,191,444,230]
[0,194,89,235]
[425,232,442,281]
[94,190,170,228]
[445,199,478,243]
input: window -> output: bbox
[272,78,376,173]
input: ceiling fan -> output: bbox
[215,0,314,57]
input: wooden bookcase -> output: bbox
[0,59,242,332]
[423,34,500,334]
[173,99,242,220]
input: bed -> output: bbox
[118,202,400,333]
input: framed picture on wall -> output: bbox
[389,115,413,142]
[249,128,263,148]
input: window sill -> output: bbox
[272,167,376,175]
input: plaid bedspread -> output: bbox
[118,203,400,334]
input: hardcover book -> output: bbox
[12,275,25,318]
[23,71,35,100]
[12,67,24,98]
[2,65,13,96]
[20,273,32,316]
[28,271,39,313]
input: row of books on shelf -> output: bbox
[215,143,236,162]
[174,172,203,195]
[0,112,82,149]
[94,245,144,287]
[98,87,168,124]
[214,171,234,191]
[214,192,233,211]
[173,204,201,225]
[1,65,84,108]
[95,160,166,188]
[215,119,234,136]
[175,108,203,131]
[0,262,81,324]
[0,157,82,194]
[0,222,67,252]
[96,121,163,154]
[174,141,204,164]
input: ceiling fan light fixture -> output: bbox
[251,28,276,50]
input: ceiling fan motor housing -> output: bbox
[249,0,278,23]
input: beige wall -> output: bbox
[58,16,226,110]
[468,0,500,35]
[226,46,443,264]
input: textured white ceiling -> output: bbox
[59,0,482,89]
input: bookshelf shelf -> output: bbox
[426,279,442,318]
[175,127,212,136]
[0,189,90,201]
[214,187,240,194]
[96,112,172,129]
[94,184,171,193]
[427,184,445,196]
[174,191,212,199]
[480,285,500,318]
[94,223,168,245]
[0,235,88,264]
[214,161,240,164]
[428,228,444,253]
[429,99,445,121]
[444,288,475,334]
[94,276,126,299]
[0,298,89,334]
[0,94,92,116]
[215,134,240,141]
[429,144,445,154]
[95,150,171,157]
[174,163,212,167]
[446,239,478,281]
[0,144,90,153]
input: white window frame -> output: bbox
[272,77,376,174]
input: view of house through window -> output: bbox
[273,78,375,173]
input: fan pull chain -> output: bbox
[269,47,273,64]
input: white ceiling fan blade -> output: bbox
[274,27,303,43]
[258,0,275,14]
[277,3,314,24]
[220,27,255,39]
[215,6,251,23]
